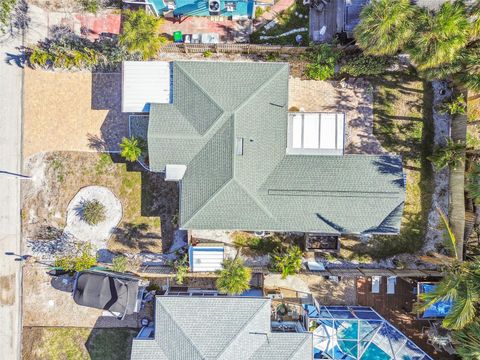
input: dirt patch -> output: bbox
[0,274,16,305]
[22,262,147,327]
[23,152,179,256]
[22,326,137,360]
[23,69,128,158]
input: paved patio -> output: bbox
[288,77,386,154]
[23,69,128,158]
[159,17,253,42]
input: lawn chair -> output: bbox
[371,276,381,293]
[387,276,397,294]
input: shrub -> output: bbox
[466,162,480,205]
[54,242,97,273]
[439,94,467,116]
[112,255,128,273]
[79,0,100,13]
[0,0,17,33]
[82,199,106,225]
[341,54,393,77]
[216,258,251,295]
[255,6,264,18]
[428,138,466,171]
[120,136,145,162]
[304,44,339,81]
[271,245,303,279]
[202,50,212,58]
[174,254,189,285]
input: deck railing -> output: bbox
[160,43,309,54]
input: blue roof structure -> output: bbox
[307,306,433,360]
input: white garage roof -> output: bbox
[189,245,224,272]
[122,61,172,113]
[287,112,345,155]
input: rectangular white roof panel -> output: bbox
[189,246,224,272]
[122,61,172,113]
[287,112,345,155]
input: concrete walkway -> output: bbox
[0,32,23,359]
[260,0,295,21]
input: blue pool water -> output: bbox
[420,284,453,318]
[151,0,254,17]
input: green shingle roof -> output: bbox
[130,297,312,360]
[148,61,405,234]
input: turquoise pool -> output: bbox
[152,0,254,17]
[309,306,433,360]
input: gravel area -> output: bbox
[423,80,452,253]
[65,186,122,249]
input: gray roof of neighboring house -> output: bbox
[148,61,405,234]
[130,297,313,360]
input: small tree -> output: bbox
[439,94,467,116]
[174,254,189,285]
[119,10,166,60]
[216,258,251,295]
[112,255,128,273]
[120,136,145,162]
[271,245,303,279]
[428,138,466,171]
[82,199,106,225]
[55,242,97,273]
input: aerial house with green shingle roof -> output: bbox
[123,60,405,236]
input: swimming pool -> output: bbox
[419,283,453,318]
[309,306,433,360]
[152,0,254,18]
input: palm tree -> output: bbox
[119,10,165,60]
[272,245,303,279]
[354,0,417,56]
[216,258,252,295]
[416,210,480,330]
[120,136,145,162]
[452,321,480,359]
[408,2,470,70]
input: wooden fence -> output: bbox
[160,43,309,55]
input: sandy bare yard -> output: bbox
[22,263,145,328]
[23,69,128,158]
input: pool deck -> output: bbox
[356,277,450,360]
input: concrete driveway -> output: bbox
[0,34,23,360]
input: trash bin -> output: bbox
[173,31,183,43]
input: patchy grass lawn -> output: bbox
[251,0,309,45]
[23,152,179,253]
[22,327,137,360]
[341,73,435,260]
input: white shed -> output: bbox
[122,61,172,113]
[188,245,224,272]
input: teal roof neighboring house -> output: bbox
[130,297,312,360]
[147,61,405,234]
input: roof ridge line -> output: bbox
[174,62,225,122]
[235,180,275,220]
[216,299,271,359]
[276,333,312,360]
[232,64,288,115]
[155,299,205,359]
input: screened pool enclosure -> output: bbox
[307,305,433,360]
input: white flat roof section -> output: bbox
[189,246,224,272]
[287,112,345,155]
[122,61,172,113]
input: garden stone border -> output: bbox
[64,186,123,249]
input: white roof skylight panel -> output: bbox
[291,114,303,149]
[303,113,320,149]
[320,113,337,149]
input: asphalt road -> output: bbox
[0,32,23,360]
